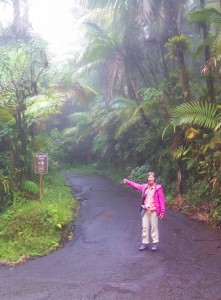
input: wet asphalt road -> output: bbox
[0,172,221,300]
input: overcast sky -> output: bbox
[0,0,84,56]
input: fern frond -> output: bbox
[187,8,221,24]
[68,112,90,125]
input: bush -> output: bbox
[128,164,151,183]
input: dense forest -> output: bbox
[0,0,221,234]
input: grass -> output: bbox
[0,172,78,264]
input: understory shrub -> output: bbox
[128,164,151,183]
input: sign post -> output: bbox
[35,153,48,200]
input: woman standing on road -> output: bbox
[123,172,166,252]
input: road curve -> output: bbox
[0,172,221,300]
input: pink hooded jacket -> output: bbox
[124,179,166,216]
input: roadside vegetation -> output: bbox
[0,172,77,264]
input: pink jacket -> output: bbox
[124,179,166,216]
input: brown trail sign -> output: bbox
[35,154,48,199]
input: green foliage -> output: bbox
[171,101,220,129]
[0,174,10,193]
[53,0,221,226]
[0,39,48,190]
[0,173,78,263]
[128,164,151,183]
[25,93,65,126]
[184,179,211,205]
[172,145,192,160]
[42,129,67,165]
[91,133,108,154]
[139,88,161,102]
[22,181,39,195]
[179,178,221,226]
[112,89,166,139]
[167,35,190,59]
[211,204,221,226]
[187,8,221,29]
[169,98,221,198]
[0,0,217,228]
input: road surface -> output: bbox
[0,172,221,300]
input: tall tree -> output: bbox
[2,0,32,41]
[187,0,215,102]
[167,35,192,102]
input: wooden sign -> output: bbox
[35,153,48,174]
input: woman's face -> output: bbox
[147,175,155,185]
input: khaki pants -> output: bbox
[142,210,159,244]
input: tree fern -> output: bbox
[187,8,221,30]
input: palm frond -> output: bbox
[77,43,113,65]
[25,94,64,120]
[81,85,99,96]
[115,114,142,139]
[171,101,220,129]
[0,175,10,193]
[139,0,155,21]
[100,111,118,127]
[84,21,117,45]
[109,96,136,108]
[81,0,122,10]
[74,60,105,78]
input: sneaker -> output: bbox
[151,243,158,252]
[139,244,149,251]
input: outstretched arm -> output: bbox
[123,179,143,191]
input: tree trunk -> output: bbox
[200,0,215,102]
[160,43,169,79]
[169,0,179,36]
[177,51,191,102]
[146,53,159,87]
